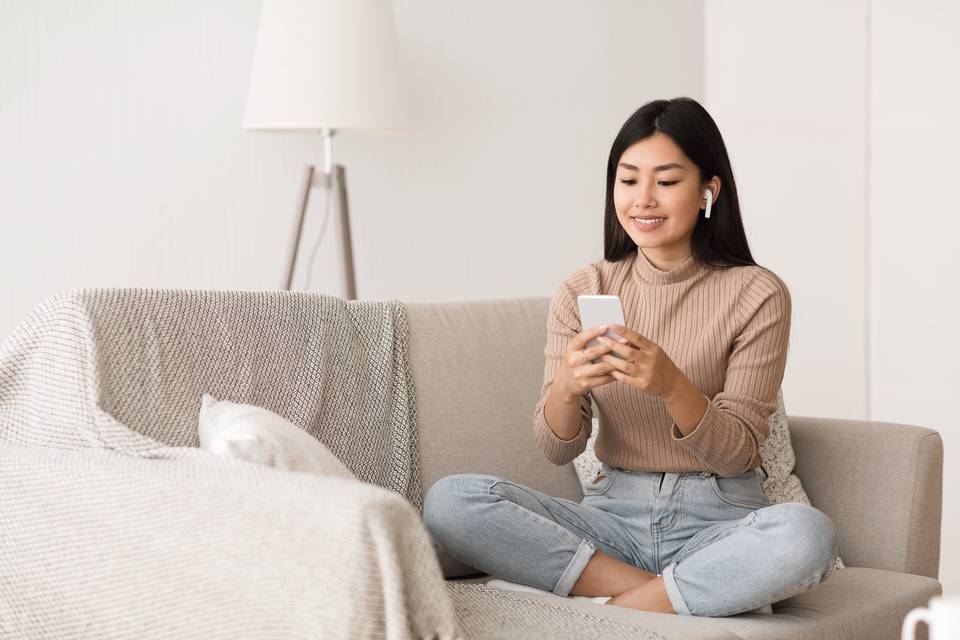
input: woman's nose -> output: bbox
[632,183,657,208]
[634,193,657,209]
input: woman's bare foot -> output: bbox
[607,576,675,613]
[569,550,656,598]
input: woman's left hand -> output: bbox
[597,325,681,399]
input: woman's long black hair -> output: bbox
[603,97,756,270]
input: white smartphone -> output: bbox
[576,295,626,364]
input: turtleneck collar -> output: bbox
[631,249,707,285]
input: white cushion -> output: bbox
[197,393,355,479]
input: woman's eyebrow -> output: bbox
[618,162,685,172]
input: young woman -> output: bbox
[423,97,839,617]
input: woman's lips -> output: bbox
[632,217,665,232]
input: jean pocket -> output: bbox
[583,468,617,496]
[709,470,769,509]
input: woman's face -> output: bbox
[613,132,718,268]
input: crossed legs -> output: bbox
[424,473,837,617]
[424,473,677,613]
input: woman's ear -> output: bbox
[704,177,721,202]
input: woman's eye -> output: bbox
[617,179,678,186]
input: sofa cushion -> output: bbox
[449,567,941,640]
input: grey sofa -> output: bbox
[0,290,942,639]
[407,296,943,640]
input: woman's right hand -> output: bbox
[552,325,618,402]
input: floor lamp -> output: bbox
[242,0,412,298]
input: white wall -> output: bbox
[870,0,960,598]
[705,0,869,421]
[706,0,958,594]
[0,0,704,335]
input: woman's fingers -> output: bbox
[585,342,617,362]
[599,353,632,375]
[569,343,615,368]
[586,362,615,376]
[582,373,615,387]
[574,345,610,368]
[571,325,610,351]
[609,325,650,350]
[598,334,638,356]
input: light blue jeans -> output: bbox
[423,463,839,617]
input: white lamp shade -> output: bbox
[243,0,412,132]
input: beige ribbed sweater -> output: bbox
[532,249,791,477]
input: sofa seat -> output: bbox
[448,567,940,640]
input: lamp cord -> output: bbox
[302,174,334,291]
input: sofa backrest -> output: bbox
[404,297,583,502]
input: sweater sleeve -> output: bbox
[670,269,791,476]
[531,281,593,465]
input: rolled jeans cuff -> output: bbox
[552,538,597,596]
[661,562,692,615]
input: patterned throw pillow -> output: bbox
[572,389,845,570]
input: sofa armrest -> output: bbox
[0,442,460,639]
[788,415,943,579]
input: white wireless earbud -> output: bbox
[704,188,714,219]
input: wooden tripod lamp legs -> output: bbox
[284,164,356,300]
